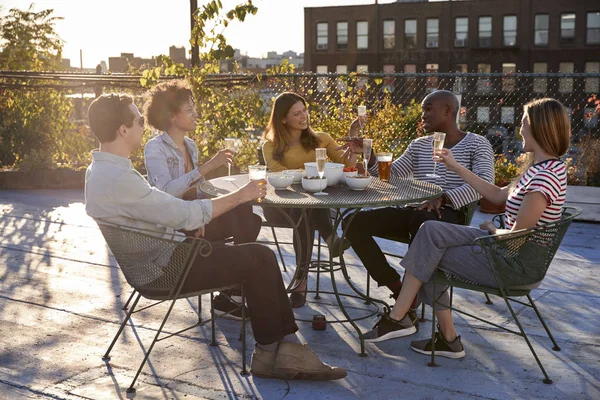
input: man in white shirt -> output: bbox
[85,93,346,381]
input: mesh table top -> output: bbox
[200,174,442,209]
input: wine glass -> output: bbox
[314,148,328,196]
[357,105,367,134]
[223,138,236,181]
[362,138,372,175]
[426,132,446,179]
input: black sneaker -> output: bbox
[410,330,466,359]
[213,294,247,321]
[364,313,417,343]
[328,236,352,258]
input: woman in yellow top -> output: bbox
[262,92,355,308]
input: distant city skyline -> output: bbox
[1,0,395,69]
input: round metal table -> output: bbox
[200,174,442,356]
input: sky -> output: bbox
[0,0,402,69]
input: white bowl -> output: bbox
[301,176,328,193]
[342,170,358,183]
[283,169,305,184]
[268,174,294,190]
[345,175,372,191]
[304,162,345,186]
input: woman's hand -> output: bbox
[479,220,497,235]
[349,116,367,137]
[437,148,461,173]
[211,149,234,168]
[238,179,267,203]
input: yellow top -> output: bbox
[262,132,351,172]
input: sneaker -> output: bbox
[213,294,247,321]
[410,330,466,359]
[363,313,417,343]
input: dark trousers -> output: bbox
[144,243,298,345]
[344,206,465,287]
[262,207,333,272]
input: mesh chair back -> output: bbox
[478,207,580,287]
[98,224,209,292]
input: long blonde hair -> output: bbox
[262,92,320,162]
[524,98,571,158]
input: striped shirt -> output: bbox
[505,159,567,229]
[368,132,495,209]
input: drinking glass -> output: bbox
[248,165,267,202]
[377,152,393,181]
[426,132,446,179]
[223,138,237,181]
[362,138,372,175]
[315,147,328,196]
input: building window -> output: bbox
[426,19,439,48]
[336,65,348,91]
[533,62,547,93]
[455,17,468,47]
[477,107,490,123]
[501,107,515,124]
[336,22,348,50]
[479,16,492,47]
[404,64,417,92]
[585,61,600,93]
[477,63,492,93]
[316,22,328,50]
[453,63,468,93]
[503,15,517,46]
[584,107,599,127]
[426,63,439,92]
[383,20,395,49]
[588,12,600,45]
[502,63,516,91]
[316,65,328,92]
[383,64,395,92]
[561,13,576,44]
[404,19,417,49]
[357,64,368,87]
[357,21,368,50]
[559,62,574,93]
[534,14,549,46]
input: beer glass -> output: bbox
[377,152,393,181]
[248,165,267,202]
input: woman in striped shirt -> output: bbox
[363,98,570,360]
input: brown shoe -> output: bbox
[273,342,347,381]
[250,346,279,379]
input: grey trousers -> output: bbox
[400,220,497,310]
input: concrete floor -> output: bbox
[0,189,598,399]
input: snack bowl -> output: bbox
[268,174,294,190]
[342,169,358,183]
[304,162,344,186]
[283,169,305,184]
[301,176,328,193]
[345,175,372,191]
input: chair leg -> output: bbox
[210,292,218,347]
[527,294,561,351]
[484,293,493,305]
[122,289,137,310]
[198,294,202,323]
[271,226,287,272]
[240,284,249,375]
[103,292,142,361]
[503,294,553,384]
[315,239,322,299]
[428,281,438,367]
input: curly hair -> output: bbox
[144,79,194,131]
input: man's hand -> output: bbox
[238,179,267,203]
[417,197,443,219]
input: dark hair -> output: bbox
[88,93,134,143]
[262,92,320,162]
[144,79,194,131]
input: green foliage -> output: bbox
[0,6,94,170]
[494,155,521,186]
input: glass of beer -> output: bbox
[377,152,393,181]
[248,165,267,202]
[314,148,328,196]
[426,132,446,179]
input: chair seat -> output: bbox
[433,270,534,297]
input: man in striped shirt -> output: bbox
[343,90,494,302]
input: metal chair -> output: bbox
[97,223,248,394]
[428,206,581,384]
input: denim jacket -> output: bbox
[144,132,205,198]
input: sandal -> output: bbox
[289,291,307,308]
